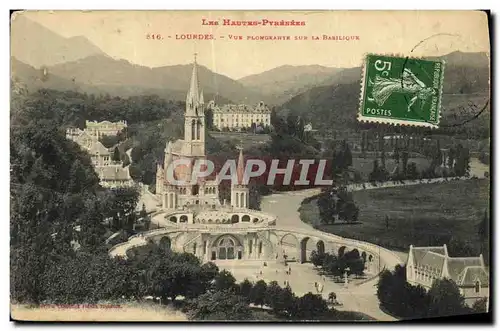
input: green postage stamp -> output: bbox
[359,54,445,128]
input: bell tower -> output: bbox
[185,53,206,157]
[231,148,249,209]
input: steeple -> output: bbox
[186,53,200,107]
[231,147,249,209]
[164,141,173,167]
[199,89,204,105]
[236,148,245,185]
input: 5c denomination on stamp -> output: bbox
[358,54,445,128]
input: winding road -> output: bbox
[256,157,488,321]
[114,158,488,321]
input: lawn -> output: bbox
[300,179,490,260]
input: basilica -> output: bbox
[153,56,278,262]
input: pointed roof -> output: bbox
[199,89,204,104]
[186,54,200,105]
[164,141,173,166]
[236,148,245,185]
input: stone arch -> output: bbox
[169,216,178,223]
[368,254,373,262]
[232,214,240,223]
[338,246,347,258]
[242,215,251,222]
[316,240,325,255]
[252,217,259,223]
[208,219,213,223]
[300,237,311,263]
[159,236,172,252]
[211,234,243,260]
[180,215,188,223]
[279,233,300,261]
[215,219,221,224]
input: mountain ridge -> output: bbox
[11,15,105,68]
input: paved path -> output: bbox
[121,158,488,321]
[256,158,488,321]
[260,189,399,321]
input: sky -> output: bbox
[16,10,490,79]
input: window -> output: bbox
[475,281,481,293]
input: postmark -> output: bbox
[358,54,445,128]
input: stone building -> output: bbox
[85,120,127,138]
[154,56,277,261]
[66,122,133,188]
[208,100,271,131]
[406,244,489,307]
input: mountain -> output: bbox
[11,15,105,68]
[11,56,234,105]
[11,57,81,92]
[43,55,263,104]
[281,52,490,132]
[238,65,344,105]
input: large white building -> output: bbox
[406,244,489,307]
[208,100,271,131]
[154,56,278,261]
[66,122,134,188]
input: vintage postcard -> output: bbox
[10,10,491,322]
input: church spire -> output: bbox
[236,148,245,185]
[186,53,199,106]
[164,141,173,167]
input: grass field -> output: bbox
[300,179,490,259]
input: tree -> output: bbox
[278,285,297,317]
[205,107,214,130]
[310,250,326,267]
[294,292,330,320]
[238,279,253,302]
[104,187,140,231]
[112,146,121,162]
[249,280,267,307]
[349,258,365,277]
[406,162,419,180]
[186,290,253,321]
[317,191,335,224]
[401,150,409,175]
[213,269,237,293]
[428,278,467,317]
[454,143,470,177]
[264,281,286,314]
